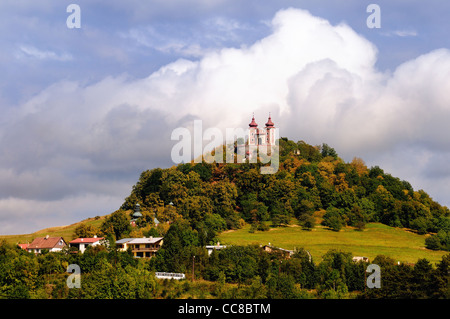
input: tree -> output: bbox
[100,210,131,240]
[350,157,368,176]
[322,206,344,231]
[321,143,338,159]
[73,223,98,238]
[178,195,213,225]
[425,234,442,250]
[430,253,450,298]
[153,219,199,273]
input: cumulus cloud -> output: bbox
[1,7,450,234]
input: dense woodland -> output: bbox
[1,138,449,299]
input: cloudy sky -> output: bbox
[1,0,450,235]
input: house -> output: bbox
[17,243,29,250]
[116,238,134,251]
[69,236,105,253]
[27,235,66,254]
[205,242,227,256]
[352,256,369,263]
[116,237,163,258]
[262,243,294,259]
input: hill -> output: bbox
[0,215,108,246]
[117,138,450,252]
[2,138,449,259]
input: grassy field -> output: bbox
[218,222,448,265]
[0,215,107,246]
[2,215,447,266]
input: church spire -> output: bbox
[249,113,258,128]
[265,113,274,127]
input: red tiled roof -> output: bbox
[28,237,66,249]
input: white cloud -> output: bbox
[382,29,418,37]
[16,45,73,61]
[2,8,450,234]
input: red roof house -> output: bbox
[69,236,104,253]
[27,236,66,254]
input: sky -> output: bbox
[1,0,450,235]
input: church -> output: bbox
[241,114,276,162]
[248,114,276,147]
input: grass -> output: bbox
[2,215,447,266]
[218,222,448,265]
[0,215,107,246]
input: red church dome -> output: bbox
[265,115,274,127]
[249,115,258,128]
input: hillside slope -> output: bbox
[0,215,107,246]
[2,138,449,260]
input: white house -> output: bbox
[69,236,105,253]
[116,237,163,258]
[205,242,227,256]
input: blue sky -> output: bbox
[1,1,450,234]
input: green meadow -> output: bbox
[218,222,447,265]
[2,217,447,266]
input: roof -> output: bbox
[18,243,29,250]
[265,115,274,127]
[249,116,258,128]
[132,212,143,218]
[205,245,227,249]
[128,237,163,245]
[28,237,66,249]
[116,237,163,245]
[116,238,134,244]
[69,237,104,244]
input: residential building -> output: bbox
[116,238,134,251]
[205,242,227,256]
[17,243,29,250]
[69,236,105,253]
[352,256,369,263]
[262,244,294,259]
[27,235,66,254]
[116,237,163,258]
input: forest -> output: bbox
[1,138,449,299]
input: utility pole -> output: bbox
[192,255,195,282]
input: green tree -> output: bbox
[100,210,131,240]
[322,206,344,231]
[321,143,338,159]
[153,219,199,273]
[73,223,98,238]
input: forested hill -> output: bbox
[120,138,450,251]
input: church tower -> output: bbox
[248,113,275,146]
[248,114,258,146]
[265,114,275,146]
